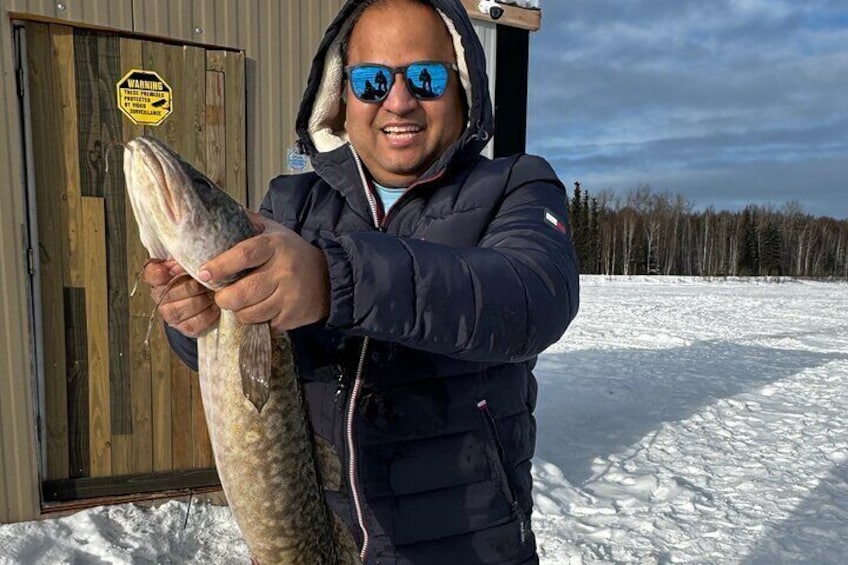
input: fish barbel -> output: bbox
[123,136,360,564]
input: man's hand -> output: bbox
[141,258,219,338]
[199,213,331,335]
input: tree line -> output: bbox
[567,182,848,278]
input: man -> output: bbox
[143,0,579,562]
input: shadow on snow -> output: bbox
[743,460,848,564]
[533,339,844,486]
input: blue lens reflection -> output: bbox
[407,63,448,99]
[349,63,449,102]
[350,65,389,101]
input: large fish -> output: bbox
[123,136,361,565]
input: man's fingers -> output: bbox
[170,302,221,338]
[214,269,280,312]
[160,294,217,326]
[142,258,186,286]
[247,211,268,234]
[152,277,209,305]
[200,236,275,286]
[141,259,172,286]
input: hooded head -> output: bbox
[296,0,493,187]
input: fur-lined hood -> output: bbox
[294,0,494,185]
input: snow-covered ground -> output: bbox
[1,276,846,564]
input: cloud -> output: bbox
[527,0,848,218]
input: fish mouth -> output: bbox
[128,137,184,223]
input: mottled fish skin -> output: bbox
[123,136,361,564]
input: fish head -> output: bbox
[124,136,254,286]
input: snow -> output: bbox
[1,276,846,564]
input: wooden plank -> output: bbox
[175,44,207,164]
[42,469,220,502]
[128,317,153,474]
[149,321,172,472]
[26,21,70,481]
[74,30,103,198]
[82,196,111,477]
[142,40,173,145]
[121,37,154,476]
[206,50,225,72]
[64,287,89,479]
[51,24,85,288]
[95,33,133,438]
[205,69,226,189]
[170,350,193,470]
[41,486,225,517]
[165,42,206,471]
[182,45,212,471]
[110,432,131,476]
[223,51,247,206]
[206,49,247,203]
[146,41,207,159]
[121,38,153,319]
[53,24,89,476]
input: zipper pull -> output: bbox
[514,501,527,545]
[334,367,348,413]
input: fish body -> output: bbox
[123,136,360,564]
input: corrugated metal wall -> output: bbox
[0,0,498,523]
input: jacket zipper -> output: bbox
[345,145,446,560]
[346,146,379,561]
[477,399,528,545]
[379,169,446,228]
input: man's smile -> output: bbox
[380,123,424,146]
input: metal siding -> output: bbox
[0,7,40,524]
[473,19,497,159]
[5,0,133,29]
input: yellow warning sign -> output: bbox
[116,69,173,126]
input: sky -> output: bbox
[526,0,848,219]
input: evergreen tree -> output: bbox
[737,207,759,275]
[590,197,601,274]
[760,220,783,276]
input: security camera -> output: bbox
[478,0,505,20]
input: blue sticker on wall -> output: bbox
[287,147,309,172]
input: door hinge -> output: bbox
[14,29,25,99]
[16,65,25,99]
[27,247,35,275]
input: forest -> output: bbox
[567,182,848,278]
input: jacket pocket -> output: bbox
[476,399,528,546]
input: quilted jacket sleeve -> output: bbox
[318,155,580,363]
[165,324,198,371]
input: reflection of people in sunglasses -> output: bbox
[148,1,578,564]
[361,79,379,101]
[419,66,432,92]
[406,76,438,99]
[374,69,388,93]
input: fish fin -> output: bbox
[239,323,272,413]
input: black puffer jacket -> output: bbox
[167,0,579,563]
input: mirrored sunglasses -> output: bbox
[344,61,458,103]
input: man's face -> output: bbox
[345,1,465,187]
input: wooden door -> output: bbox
[21,21,246,503]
